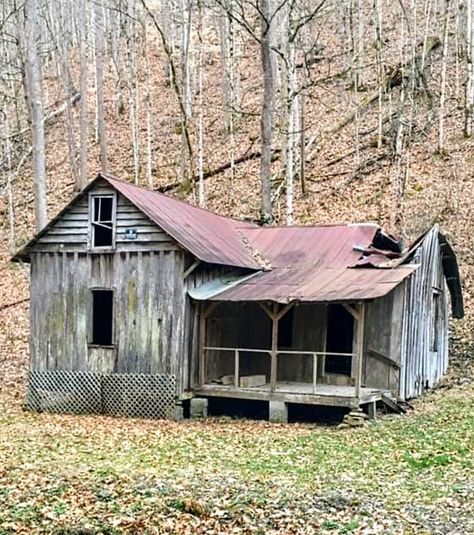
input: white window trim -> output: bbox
[88,193,117,250]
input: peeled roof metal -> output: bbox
[190,264,417,303]
[241,224,379,268]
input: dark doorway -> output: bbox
[91,289,114,345]
[325,304,354,375]
[278,307,294,348]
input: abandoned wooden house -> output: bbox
[13,173,464,422]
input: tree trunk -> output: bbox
[94,0,108,173]
[78,0,88,189]
[145,24,154,189]
[197,1,206,207]
[438,0,450,153]
[24,0,48,230]
[466,0,474,137]
[260,0,274,223]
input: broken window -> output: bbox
[325,304,354,376]
[278,307,294,348]
[91,289,114,345]
[91,195,115,248]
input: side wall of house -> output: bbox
[28,181,191,397]
[399,226,449,400]
[363,284,405,395]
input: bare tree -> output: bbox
[438,0,451,153]
[140,0,194,186]
[260,0,275,222]
[94,0,108,173]
[197,0,206,206]
[78,0,89,189]
[466,0,474,136]
[24,0,48,230]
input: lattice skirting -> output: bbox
[26,370,177,420]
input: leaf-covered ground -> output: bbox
[0,380,473,535]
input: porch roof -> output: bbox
[189,264,417,304]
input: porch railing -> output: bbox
[202,346,354,394]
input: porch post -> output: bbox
[270,303,278,392]
[198,303,207,387]
[354,303,366,400]
[198,302,219,386]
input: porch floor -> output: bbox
[195,381,389,408]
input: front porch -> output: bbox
[194,300,390,419]
[196,381,388,409]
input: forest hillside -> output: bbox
[1,0,473,393]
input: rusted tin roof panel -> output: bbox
[103,174,262,269]
[196,265,417,303]
[241,224,379,268]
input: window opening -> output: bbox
[325,304,354,376]
[91,289,114,345]
[91,196,114,247]
[431,291,440,351]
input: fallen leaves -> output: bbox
[0,380,473,534]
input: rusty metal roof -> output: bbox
[103,174,262,269]
[13,173,421,303]
[190,264,417,303]
[241,224,379,268]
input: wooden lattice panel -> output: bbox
[27,371,102,414]
[101,374,176,419]
[27,371,176,420]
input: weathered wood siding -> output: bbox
[399,226,449,400]
[29,249,189,395]
[27,179,193,396]
[28,180,179,254]
[363,284,405,394]
[183,263,243,390]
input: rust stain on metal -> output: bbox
[203,265,417,303]
[105,175,417,303]
[13,172,420,303]
[241,225,379,268]
[103,175,261,269]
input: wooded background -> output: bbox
[0,0,473,387]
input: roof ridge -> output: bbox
[244,222,380,230]
[100,172,259,228]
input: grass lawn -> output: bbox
[0,382,473,535]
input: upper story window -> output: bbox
[90,194,115,248]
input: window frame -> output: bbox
[89,287,115,348]
[89,193,117,250]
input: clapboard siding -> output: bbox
[30,250,188,395]
[28,181,178,253]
